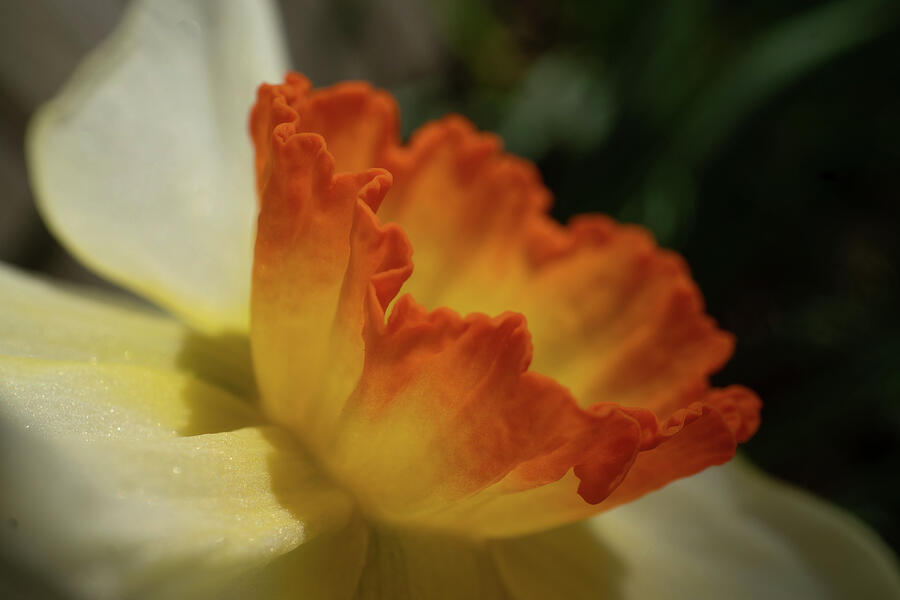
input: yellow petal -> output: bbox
[0,263,254,397]
[492,460,900,599]
[27,0,288,334]
[0,357,259,438]
[0,357,357,600]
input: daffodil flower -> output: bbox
[2,1,898,598]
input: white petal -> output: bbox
[0,356,261,439]
[0,358,356,600]
[27,0,289,333]
[493,460,900,599]
[0,263,254,396]
[0,266,360,598]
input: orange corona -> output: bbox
[247,73,761,536]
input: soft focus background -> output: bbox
[1,0,898,552]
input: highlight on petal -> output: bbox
[0,263,254,397]
[27,0,289,334]
[0,356,356,600]
[0,261,357,598]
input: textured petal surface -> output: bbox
[0,263,254,397]
[27,0,289,333]
[0,357,356,600]
[0,265,356,599]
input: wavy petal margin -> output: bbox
[249,78,412,449]
[248,74,760,537]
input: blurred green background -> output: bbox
[1,0,898,552]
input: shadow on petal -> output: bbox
[490,521,625,600]
[261,430,371,599]
[354,524,508,599]
[176,330,257,402]
[226,513,370,600]
[0,535,71,600]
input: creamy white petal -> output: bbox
[27,0,289,333]
[0,263,254,396]
[492,460,900,599]
[0,356,261,439]
[0,266,360,598]
[0,357,356,600]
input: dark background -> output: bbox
[1,0,898,551]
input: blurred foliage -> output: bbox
[395,0,900,548]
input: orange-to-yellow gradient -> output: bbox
[248,73,760,537]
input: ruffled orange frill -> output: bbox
[247,73,761,537]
